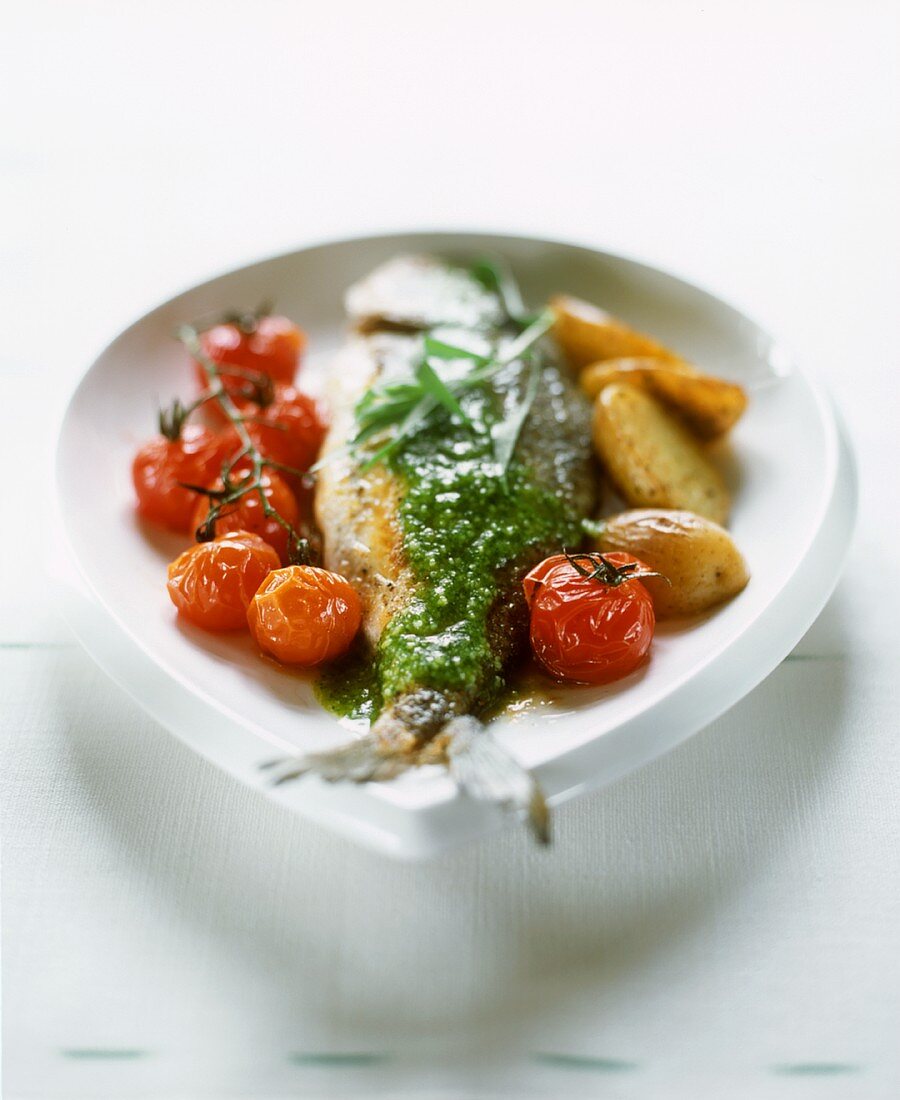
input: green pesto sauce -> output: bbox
[315,639,383,720]
[317,358,584,720]
[382,430,577,703]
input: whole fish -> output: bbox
[270,256,596,839]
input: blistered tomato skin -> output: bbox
[247,384,327,475]
[191,467,300,564]
[524,552,655,685]
[247,566,362,666]
[132,425,234,532]
[167,531,280,632]
[194,315,306,406]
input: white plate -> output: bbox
[53,230,857,859]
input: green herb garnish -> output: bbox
[422,334,489,365]
[414,359,471,425]
[491,357,541,480]
[470,257,528,325]
[350,308,554,472]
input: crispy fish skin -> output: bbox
[315,334,415,648]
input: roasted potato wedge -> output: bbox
[580,357,747,439]
[551,294,679,370]
[595,509,749,618]
[592,383,729,524]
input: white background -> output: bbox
[2,2,898,1097]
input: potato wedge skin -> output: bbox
[592,384,729,524]
[551,294,678,370]
[581,357,747,439]
[595,509,749,618]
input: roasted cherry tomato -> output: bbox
[247,566,361,666]
[132,425,234,532]
[191,467,301,564]
[193,314,306,407]
[246,384,327,475]
[523,551,656,685]
[167,531,280,632]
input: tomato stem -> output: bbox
[562,549,669,588]
[177,324,313,563]
[187,300,274,338]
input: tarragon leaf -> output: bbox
[359,395,438,471]
[470,257,527,324]
[497,308,554,366]
[491,357,541,480]
[423,335,490,365]
[415,359,471,425]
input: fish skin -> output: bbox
[314,257,596,756]
[315,333,416,649]
[345,254,505,333]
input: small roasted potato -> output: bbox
[550,294,679,370]
[595,509,749,618]
[580,357,747,439]
[592,383,729,524]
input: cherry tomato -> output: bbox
[191,466,301,564]
[193,314,306,406]
[246,384,327,475]
[132,425,234,532]
[523,551,655,685]
[167,531,280,632]
[247,566,361,666]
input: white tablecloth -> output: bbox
[2,2,898,1097]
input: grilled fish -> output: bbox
[269,256,596,839]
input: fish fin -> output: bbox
[262,719,550,844]
[445,717,550,845]
[262,735,416,786]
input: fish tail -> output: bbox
[262,717,549,844]
[443,717,550,844]
[261,737,415,785]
